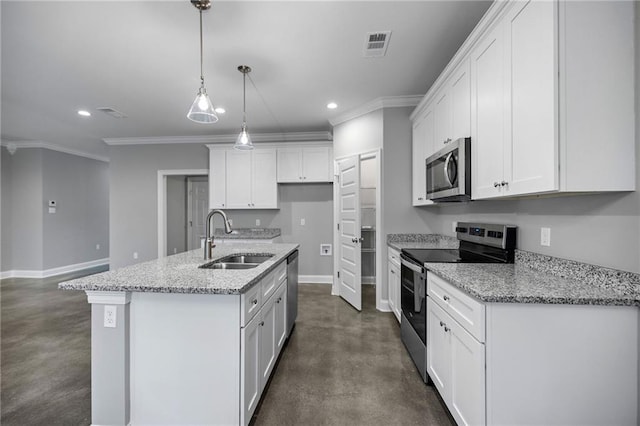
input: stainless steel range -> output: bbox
[400,222,517,383]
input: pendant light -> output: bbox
[234,65,254,150]
[187,0,218,124]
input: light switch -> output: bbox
[541,227,551,247]
[301,218,306,226]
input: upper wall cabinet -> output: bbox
[208,147,278,210]
[411,0,635,202]
[276,146,333,183]
[412,105,435,206]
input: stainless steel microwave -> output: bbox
[425,137,471,201]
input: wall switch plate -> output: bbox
[48,200,56,207]
[320,244,332,256]
[48,207,56,214]
[133,252,138,259]
[301,218,306,226]
[452,221,458,233]
[104,305,117,328]
[256,219,261,226]
[96,244,100,250]
[541,227,551,247]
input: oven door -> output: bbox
[400,255,426,344]
[425,137,470,201]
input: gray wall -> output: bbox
[166,176,186,256]
[1,148,43,271]
[108,144,334,276]
[0,147,108,272]
[42,149,109,269]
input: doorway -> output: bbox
[157,169,208,259]
[333,149,382,312]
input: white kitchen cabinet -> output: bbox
[258,292,277,393]
[277,146,332,183]
[433,89,451,149]
[240,312,261,425]
[208,149,226,208]
[387,247,401,323]
[432,60,471,153]
[274,282,287,353]
[427,271,638,426]
[427,284,485,426]
[411,106,434,206]
[224,149,278,209]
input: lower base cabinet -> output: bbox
[427,272,639,426]
[387,248,401,323]
[241,279,287,426]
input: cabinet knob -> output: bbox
[260,321,265,327]
[418,197,424,201]
[222,203,225,207]
[277,297,282,303]
[443,295,450,302]
[248,203,251,206]
[252,299,258,305]
[391,270,395,274]
[444,138,452,144]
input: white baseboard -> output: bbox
[299,275,333,284]
[0,258,109,280]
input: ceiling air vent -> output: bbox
[96,107,127,119]
[363,31,391,58]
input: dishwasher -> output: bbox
[286,250,299,336]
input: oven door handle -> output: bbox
[401,256,424,274]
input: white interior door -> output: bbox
[337,155,362,311]
[187,177,209,250]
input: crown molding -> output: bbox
[103,131,333,146]
[0,140,109,163]
[328,95,423,127]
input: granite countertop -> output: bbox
[387,233,640,306]
[213,228,281,239]
[58,243,298,295]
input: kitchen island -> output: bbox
[59,243,299,426]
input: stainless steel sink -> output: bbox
[222,254,274,264]
[199,253,274,270]
[202,262,258,270]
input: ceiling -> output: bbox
[1,0,492,159]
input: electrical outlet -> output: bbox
[133,252,138,259]
[320,244,332,256]
[228,219,233,226]
[541,227,551,247]
[173,247,177,254]
[301,218,306,226]
[104,305,117,328]
[96,244,100,250]
[256,219,261,226]
[452,221,458,233]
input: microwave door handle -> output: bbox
[443,152,454,186]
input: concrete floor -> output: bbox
[1,271,452,425]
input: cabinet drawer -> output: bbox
[388,247,401,267]
[427,272,485,342]
[241,283,262,327]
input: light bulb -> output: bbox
[197,94,209,111]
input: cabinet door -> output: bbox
[434,89,452,149]
[471,23,506,199]
[412,108,434,206]
[387,261,396,314]
[450,59,471,141]
[276,148,301,182]
[449,318,486,426]
[241,315,261,426]
[274,283,287,353]
[503,0,558,196]
[390,263,401,323]
[427,298,451,398]
[209,150,226,209]
[252,150,278,208]
[226,150,253,208]
[259,294,277,393]
[302,147,331,182]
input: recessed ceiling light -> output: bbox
[327,102,338,110]
[214,107,226,114]
[77,110,91,117]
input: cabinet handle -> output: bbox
[501,181,508,186]
[444,326,450,332]
[248,203,251,206]
[391,270,395,274]
[222,203,225,207]
[418,197,424,201]
[443,295,450,302]
[439,321,445,327]
[252,299,258,305]
[260,321,265,326]
[444,138,452,144]
[277,297,282,303]
[493,182,501,188]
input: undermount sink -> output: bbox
[199,253,274,270]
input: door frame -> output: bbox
[186,176,209,250]
[157,169,208,259]
[332,149,384,311]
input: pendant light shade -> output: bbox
[187,1,218,124]
[234,65,254,150]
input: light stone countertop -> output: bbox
[387,233,639,306]
[58,243,299,295]
[213,227,281,239]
